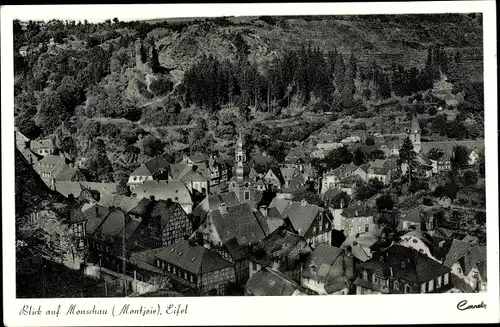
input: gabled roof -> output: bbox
[303,244,343,279]
[69,208,87,224]
[281,201,324,236]
[268,197,293,215]
[208,203,268,245]
[245,267,305,296]
[443,239,486,277]
[368,166,390,176]
[101,194,143,212]
[53,181,84,198]
[265,167,285,185]
[133,180,192,205]
[180,169,208,183]
[131,158,170,177]
[249,228,309,266]
[83,204,112,234]
[54,165,81,181]
[339,174,364,185]
[38,154,63,167]
[169,163,192,180]
[30,139,54,150]
[155,239,233,274]
[357,244,450,284]
[188,153,207,163]
[192,192,240,220]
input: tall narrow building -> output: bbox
[407,117,421,154]
[228,131,259,205]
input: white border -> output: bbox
[2,2,498,326]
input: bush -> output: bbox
[149,76,173,96]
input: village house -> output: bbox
[69,208,88,249]
[128,198,193,248]
[245,267,308,296]
[132,180,193,214]
[322,188,350,231]
[247,226,312,284]
[340,233,379,263]
[366,160,392,185]
[269,199,334,248]
[183,153,207,167]
[52,181,117,203]
[127,158,170,189]
[30,138,56,156]
[340,204,376,236]
[132,240,236,295]
[443,239,487,292]
[84,206,143,273]
[398,208,428,231]
[34,154,86,186]
[301,244,355,295]
[354,244,452,294]
[337,174,364,195]
[263,167,285,191]
[420,140,484,173]
[180,166,210,196]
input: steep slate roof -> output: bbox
[209,203,268,245]
[53,181,84,197]
[443,239,487,278]
[357,244,450,284]
[154,240,233,274]
[133,180,192,205]
[83,204,112,234]
[54,165,81,181]
[192,192,240,220]
[129,247,165,274]
[249,229,309,266]
[339,174,364,185]
[265,167,285,185]
[169,163,192,180]
[268,197,293,215]
[130,158,170,176]
[250,155,273,174]
[281,201,324,236]
[69,208,87,224]
[180,169,208,184]
[302,244,343,280]
[245,267,305,296]
[188,153,207,163]
[101,194,143,212]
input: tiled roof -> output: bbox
[84,204,112,234]
[129,247,165,274]
[101,194,142,212]
[154,240,233,274]
[209,203,268,245]
[339,174,364,185]
[192,192,240,220]
[249,229,308,266]
[357,244,450,284]
[180,169,208,183]
[69,208,87,224]
[368,166,390,175]
[245,267,305,296]
[133,180,192,205]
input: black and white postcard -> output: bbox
[2,2,498,326]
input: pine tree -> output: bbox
[398,137,417,185]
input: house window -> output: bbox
[394,280,399,291]
[313,227,317,234]
[244,191,250,201]
[252,262,257,271]
[326,222,330,229]
[190,275,194,283]
[457,267,462,274]
[428,279,434,292]
[436,276,442,288]
[184,271,188,280]
[362,270,368,280]
[472,271,478,278]
[167,264,171,272]
[405,284,411,293]
[372,274,379,284]
[365,224,369,232]
[421,283,426,293]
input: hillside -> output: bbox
[13,14,484,185]
[15,149,68,218]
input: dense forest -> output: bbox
[13,15,484,185]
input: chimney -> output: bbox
[301,199,307,207]
[149,195,155,202]
[192,165,198,172]
[218,202,227,215]
[166,198,173,206]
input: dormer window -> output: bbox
[405,284,411,293]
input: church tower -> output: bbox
[408,117,421,154]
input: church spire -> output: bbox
[235,130,246,164]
